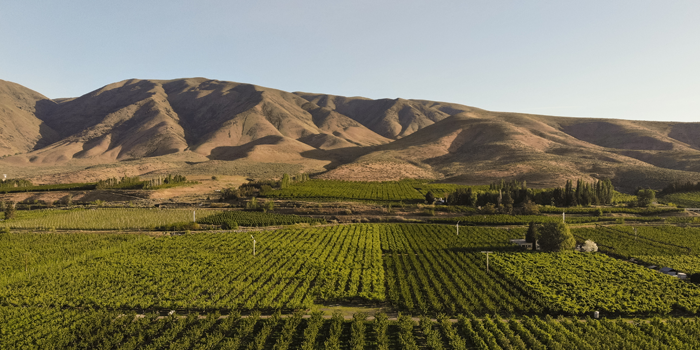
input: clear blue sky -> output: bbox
[1,1,698,122]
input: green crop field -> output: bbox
[0,232,150,283]
[1,208,224,230]
[3,307,700,350]
[573,226,700,273]
[3,223,700,316]
[5,221,700,347]
[663,192,700,207]
[634,255,700,275]
[197,210,324,227]
[494,252,700,314]
[0,225,385,310]
[264,179,426,202]
[381,225,546,315]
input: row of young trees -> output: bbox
[661,181,700,195]
[1,201,16,220]
[440,179,615,209]
[280,173,310,189]
[96,174,188,190]
[95,175,142,189]
[0,179,32,189]
[222,173,310,201]
[143,174,188,189]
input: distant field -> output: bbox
[0,182,95,193]
[1,208,223,230]
[539,206,683,215]
[1,208,328,230]
[197,210,325,227]
[430,215,665,225]
[663,192,700,207]
[265,179,426,202]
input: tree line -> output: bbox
[437,179,615,210]
[661,181,700,195]
[221,173,310,201]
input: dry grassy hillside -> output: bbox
[1,77,699,190]
[0,80,59,156]
[316,111,700,191]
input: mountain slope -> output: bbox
[318,111,700,189]
[0,80,59,157]
[8,78,391,165]
[1,77,700,190]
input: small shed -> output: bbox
[509,239,535,250]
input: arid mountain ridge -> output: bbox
[1,77,700,191]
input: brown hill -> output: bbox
[1,77,700,190]
[0,80,59,157]
[315,111,700,190]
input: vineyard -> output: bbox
[380,225,547,315]
[663,191,700,208]
[431,215,670,226]
[0,225,385,310]
[573,225,700,274]
[634,255,700,274]
[5,221,700,346]
[0,232,150,283]
[3,223,699,317]
[264,179,426,202]
[0,182,95,193]
[1,208,224,230]
[197,211,324,227]
[493,252,700,314]
[4,307,700,350]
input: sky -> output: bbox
[1,0,698,122]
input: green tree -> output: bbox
[480,203,497,214]
[221,220,238,230]
[521,199,539,215]
[636,188,656,207]
[264,200,274,212]
[525,222,539,250]
[538,222,575,252]
[246,197,260,210]
[3,201,16,220]
[425,191,435,204]
[564,180,575,206]
[502,192,514,214]
[447,188,475,206]
[281,173,291,189]
[221,188,240,201]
